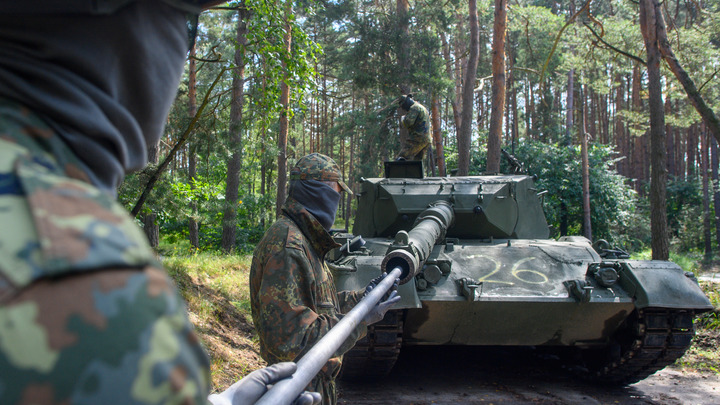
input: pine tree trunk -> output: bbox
[581,84,592,240]
[508,47,518,153]
[188,45,199,249]
[188,146,199,248]
[431,93,446,176]
[397,0,410,93]
[665,96,676,177]
[679,127,686,180]
[702,124,712,258]
[142,142,160,248]
[566,68,574,145]
[276,4,293,218]
[615,73,627,176]
[260,56,268,228]
[486,0,506,173]
[346,96,356,225]
[457,0,480,175]
[222,9,249,252]
[589,87,597,142]
[396,0,411,155]
[712,137,720,249]
[631,64,643,193]
[687,124,697,180]
[640,0,669,260]
[613,74,621,173]
[526,79,534,139]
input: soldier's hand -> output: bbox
[363,272,398,301]
[207,362,321,405]
[364,289,401,325]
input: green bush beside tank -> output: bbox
[328,161,713,384]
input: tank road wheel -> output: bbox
[577,308,695,385]
[339,309,404,381]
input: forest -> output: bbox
[118,0,720,261]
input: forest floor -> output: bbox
[335,344,720,404]
[166,254,720,403]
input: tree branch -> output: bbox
[130,68,227,218]
[539,0,592,87]
[583,22,646,65]
[652,1,720,143]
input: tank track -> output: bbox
[339,309,403,381]
[579,308,696,385]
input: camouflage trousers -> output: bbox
[309,371,337,405]
[0,101,211,404]
[398,137,430,161]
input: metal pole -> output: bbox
[255,267,403,405]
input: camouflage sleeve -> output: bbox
[336,290,363,314]
[401,107,419,129]
[0,126,212,405]
[253,247,366,363]
[0,266,212,405]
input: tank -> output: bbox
[328,160,713,384]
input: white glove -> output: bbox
[363,289,401,325]
[363,272,399,301]
[207,362,321,405]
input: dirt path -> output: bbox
[337,346,720,404]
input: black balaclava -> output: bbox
[0,1,188,194]
[400,95,415,111]
[289,179,341,231]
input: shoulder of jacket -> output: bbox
[270,217,305,251]
[257,218,304,253]
[285,225,305,251]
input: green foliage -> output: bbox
[509,5,565,74]
[632,249,703,274]
[665,177,705,252]
[506,140,642,250]
[697,281,720,331]
[116,0,720,259]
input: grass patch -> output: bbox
[163,252,263,391]
[696,281,720,331]
[676,329,720,373]
[674,281,720,374]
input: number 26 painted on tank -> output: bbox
[467,255,549,285]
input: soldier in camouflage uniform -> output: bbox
[250,153,400,405]
[0,1,318,404]
[397,94,432,161]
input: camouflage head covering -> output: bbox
[290,153,352,194]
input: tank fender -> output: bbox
[617,260,713,311]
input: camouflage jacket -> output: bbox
[0,98,211,404]
[250,197,366,379]
[401,101,431,144]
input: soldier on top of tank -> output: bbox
[249,152,401,405]
[397,94,432,161]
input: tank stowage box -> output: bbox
[328,161,712,384]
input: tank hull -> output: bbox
[334,237,710,347]
[331,166,712,384]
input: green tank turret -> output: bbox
[329,160,713,384]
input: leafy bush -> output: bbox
[494,140,641,250]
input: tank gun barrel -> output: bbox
[381,200,454,284]
[256,267,402,405]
